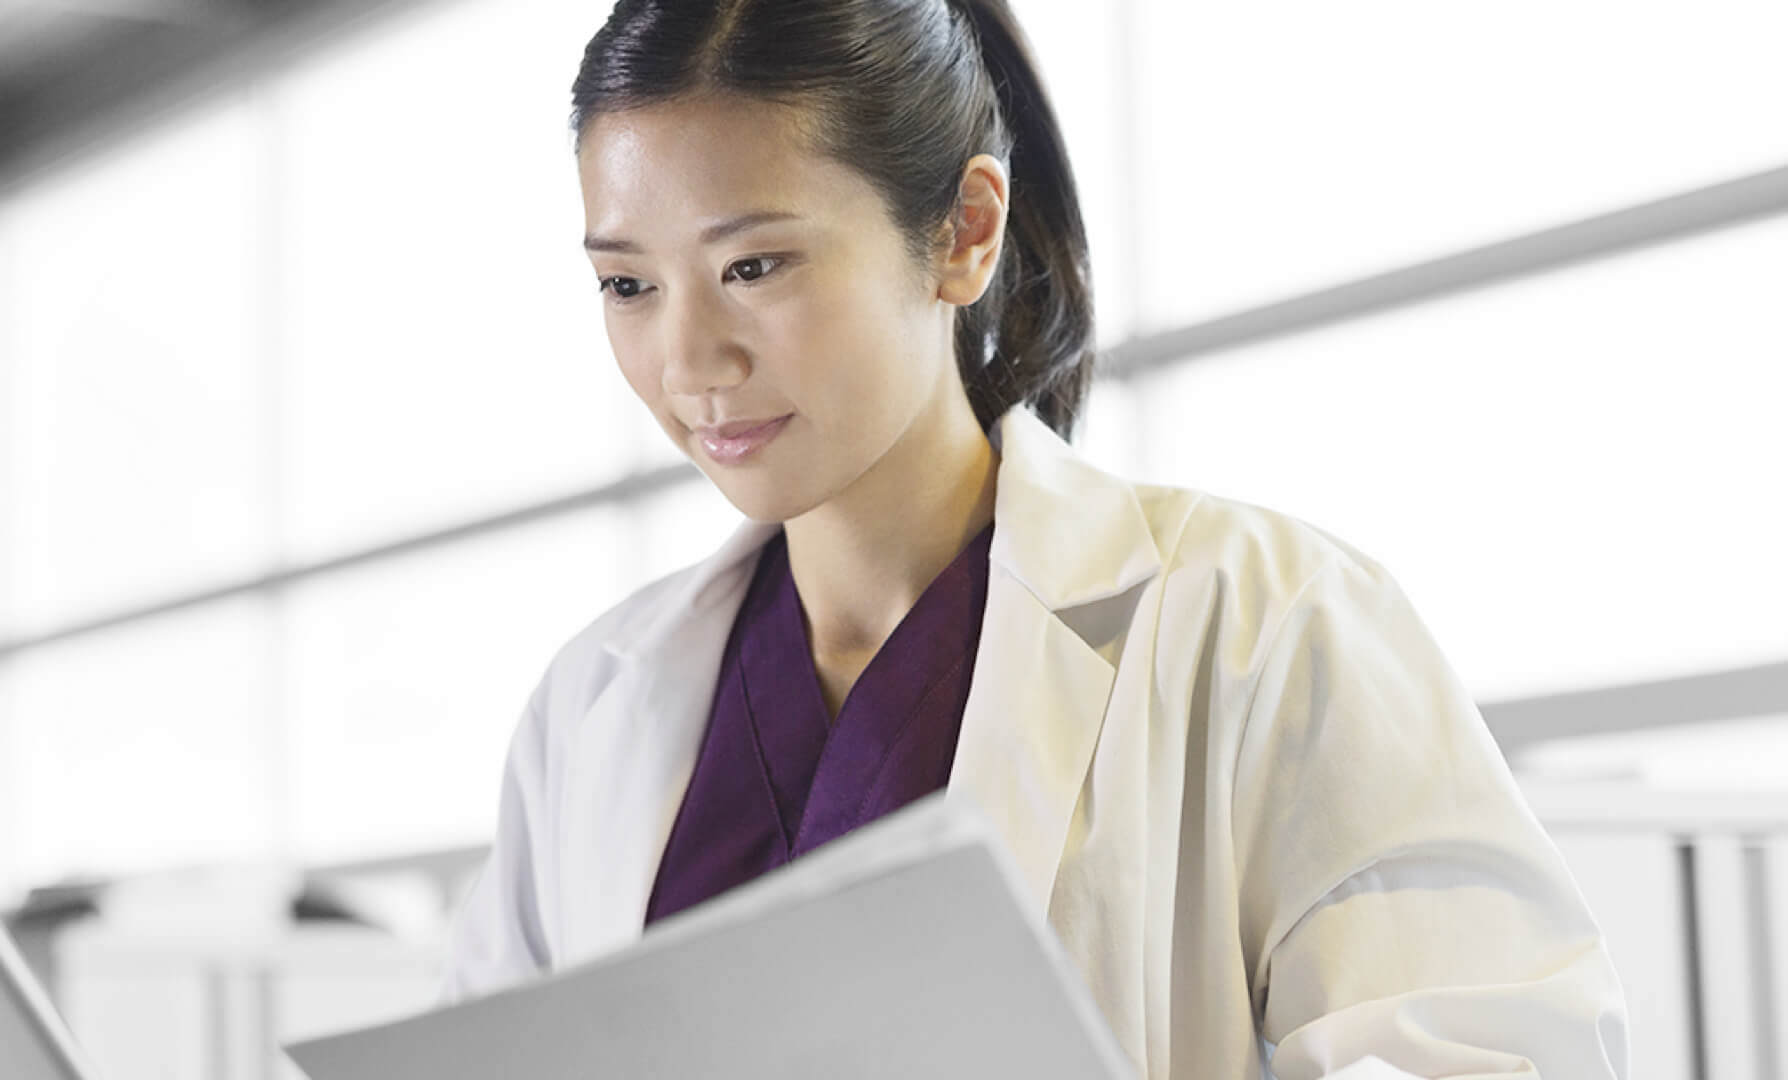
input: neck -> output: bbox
[781,396,999,661]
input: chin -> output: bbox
[706,473,813,525]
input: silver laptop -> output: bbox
[1,920,98,1079]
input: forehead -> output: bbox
[576,95,865,235]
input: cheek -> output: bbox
[609,338,659,403]
[617,358,652,400]
[784,282,894,376]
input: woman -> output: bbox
[440,1,1630,1077]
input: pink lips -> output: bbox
[696,414,792,464]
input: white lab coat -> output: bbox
[439,401,1630,1080]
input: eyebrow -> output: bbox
[582,210,804,253]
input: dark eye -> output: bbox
[727,256,783,284]
[598,276,650,304]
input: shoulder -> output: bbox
[1117,478,1427,714]
[523,555,715,738]
[1133,480,1385,608]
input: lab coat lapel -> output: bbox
[945,404,1163,920]
[561,402,1162,959]
[559,513,778,963]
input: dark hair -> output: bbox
[569,0,1099,443]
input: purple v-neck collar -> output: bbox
[741,521,994,856]
[643,519,994,926]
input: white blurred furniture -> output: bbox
[1520,779,1788,1080]
[53,919,442,1080]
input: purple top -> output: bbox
[644,519,996,927]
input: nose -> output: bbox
[660,286,749,398]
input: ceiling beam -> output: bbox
[0,0,441,190]
[0,0,231,27]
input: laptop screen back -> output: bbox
[0,924,92,1080]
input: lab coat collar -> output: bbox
[601,400,1163,661]
[572,400,1165,936]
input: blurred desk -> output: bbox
[54,920,441,1080]
[1519,778,1788,1080]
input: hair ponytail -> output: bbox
[943,0,1098,442]
[571,0,1101,442]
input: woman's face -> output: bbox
[575,94,967,523]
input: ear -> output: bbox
[935,153,1010,307]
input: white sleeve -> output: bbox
[435,689,555,1007]
[1230,555,1630,1080]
